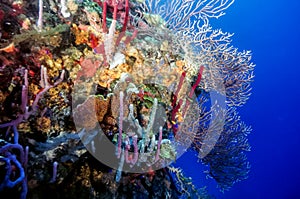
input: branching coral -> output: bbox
[68,0,254,193]
[199,107,252,191]
[0,0,254,197]
[140,0,234,30]
[168,165,210,199]
[137,0,254,192]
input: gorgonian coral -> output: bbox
[0,0,254,197]
[132,0,254,191]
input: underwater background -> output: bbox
[175,0,300,198]
[0,0,299,198]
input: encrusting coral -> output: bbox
[0,0,254,198]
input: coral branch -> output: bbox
[37,0,43,31]
[102,0,108,33]
[172,72,186,107]
[0,143,25,164]
[121,0,130,32]
[155,126,163,162]
[131,135,138,166]
[112,0,118,21]
[182,65,204,117]
[30,66,65,115]
[0,155,25,191]
[117,91,124,158]
[50,161,58,183]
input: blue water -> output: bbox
[175,0,300,198]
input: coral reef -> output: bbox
[0,0,254,198]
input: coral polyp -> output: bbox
[0,0,254,198]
